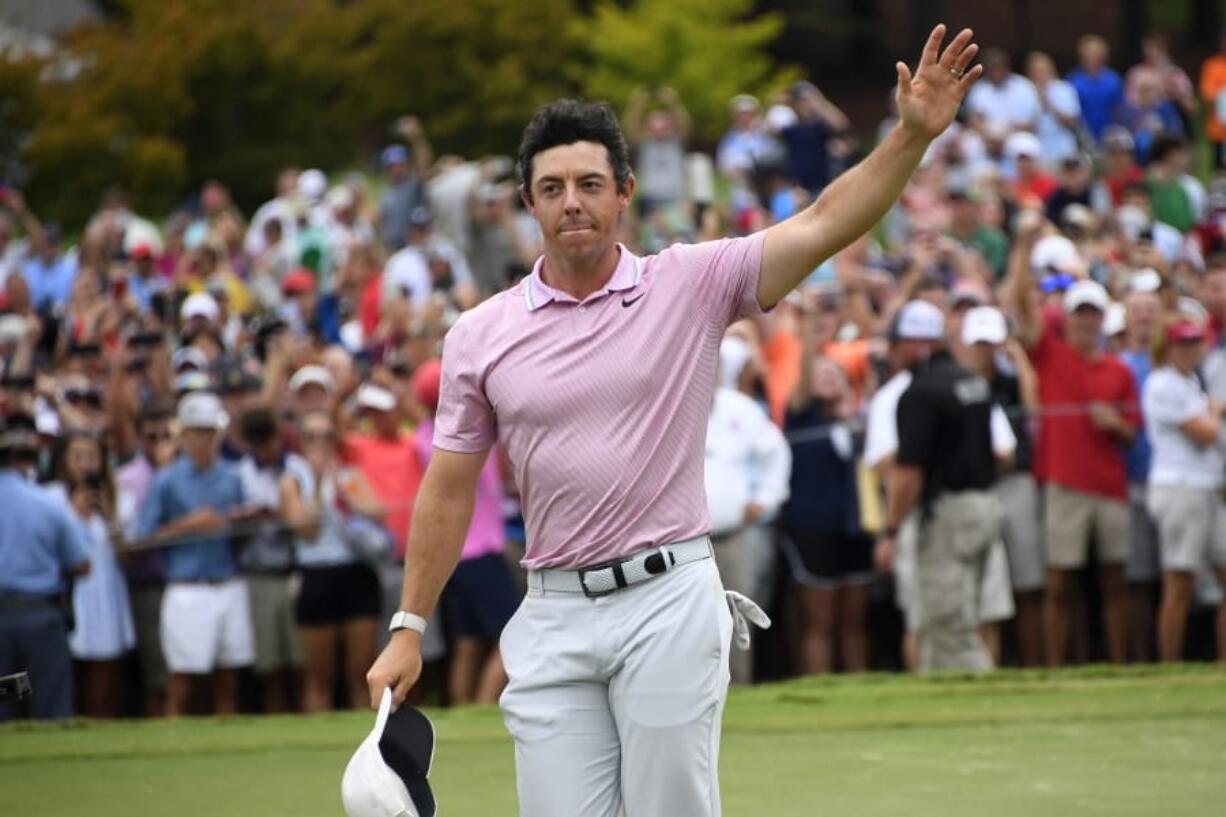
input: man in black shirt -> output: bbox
[960,306,1045,667]
[875,303,1004,671]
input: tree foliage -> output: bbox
[576,0,801,142]
[0,0,794,227]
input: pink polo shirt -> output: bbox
[434,232,768,569]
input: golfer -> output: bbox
[368,24,981,816]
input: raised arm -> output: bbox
[812,85,851,133]
[279,472,321,542]
[1000,214,1044,347]
[396,116,434,180]
[759,25,982,308]
[790,308,818,414]
[657,86,692,140]
[622,86,650,143]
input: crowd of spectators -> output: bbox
[5,31,1226,719]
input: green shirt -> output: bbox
[1147,176,1195,234]
[949,224,1010,278]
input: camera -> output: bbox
[0,671,31,702]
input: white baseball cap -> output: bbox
[894,300,945,341]
[1005,131,1041,161]
[298,168,328,201]
[289,365,335,395]
[0,314,26,345]
[961,306,1008,345]
[342,688,436,817]
[1128,268,1163,294]
[356,383,397,413]
[1103,302,1127,337]
[181,292,220,322]
[1030,235,1082,275]
[1063,279,1110,314]
[177,391,228,431]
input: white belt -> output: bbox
[527,536,712,597]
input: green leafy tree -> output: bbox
[0,0,799,227]
[4,0,581,227]
[576,0,801,142]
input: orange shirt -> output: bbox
[823,339,873,406]
[764,333,873,423]
[344,431,423,558]
[761,330,800,426]
[1200,55,1226,143]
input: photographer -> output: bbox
[47,431,135,718]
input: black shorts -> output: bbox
[442,553,520,640]
[295,563,382,626]
[781,528,875,588]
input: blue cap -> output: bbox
[381,145,409,168]
[1040,272,1076,294]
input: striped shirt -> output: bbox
[435,231,767,569]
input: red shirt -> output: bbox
[359,272,384,338]
[1029,328,1139,500]
[1105,166,1144,206]
[1014,172,1059,202]
[344,431,422,558]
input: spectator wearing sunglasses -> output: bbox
[115,400,177,716]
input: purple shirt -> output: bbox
[415,418,506,561]
[115,454,163,584]
[434,232,767,569]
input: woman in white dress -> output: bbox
[49,432,136,718]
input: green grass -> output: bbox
[4,666,1226,816]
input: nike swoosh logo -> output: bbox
[622,292,646,308]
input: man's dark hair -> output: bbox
[239,405,280,447]
[517,100,632,202]
[136,397,175,429]
[1148,133,1187,165]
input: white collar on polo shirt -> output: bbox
[525,244,642,311]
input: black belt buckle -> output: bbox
[578,560,624,598]
[577,547,674,598]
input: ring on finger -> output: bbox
[949,67,965,78]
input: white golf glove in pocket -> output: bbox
[725,590,771,650]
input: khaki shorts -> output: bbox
[896,512,1013,631]
[1147,484,1226,573]
[1044,484,1128,569]
[995,473,1045,592]
[914,491,1002,672]
[244,573,303,674]
[1126,483,1162,583]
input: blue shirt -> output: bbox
[127,273,165,312]
[22,254,78,312]
[0,470,88,594]
[1118,101,1185,162]
[782,401,862,535]
[137,456,245,582]
[782,120,831,193]
[1067,68,1124,141]
[1121,350,1152,482]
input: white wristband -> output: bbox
[388,611,428,636]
